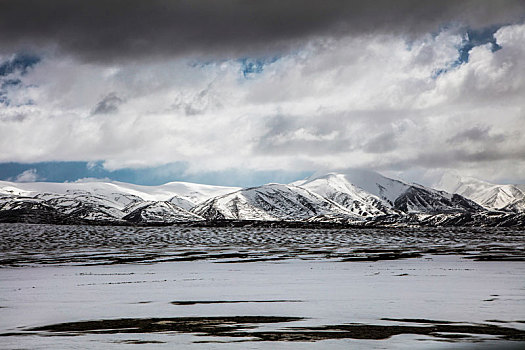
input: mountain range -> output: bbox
[1,169,523,227]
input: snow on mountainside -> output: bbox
[298,169,408,206]
[296,169,482,214]
[436,173,525,211]
[503,199,525,212]
[0,180,239,223]
[0,171,523,226]
[0,197,72,224]
[192,183,359,221]
[109,181,240,208]
[294,173,398,217]
[0,180,239,208]
[123,201,204,224]
[34,192,129,221]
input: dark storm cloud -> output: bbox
[1,0,524,62]
[91,93,124,115]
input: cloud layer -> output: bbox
[0,2,524,185]
[1,0,524,62]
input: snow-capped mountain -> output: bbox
[192,183,359,221]
[436,173,525,212]
[293,173,397,217]
[0,171,523,226]
[0,180,239,224]
[35,192,129,221]
[0,180,239,208]
[295,169,483,215]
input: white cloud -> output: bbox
[14,168,39,182]
[1,23,524,184]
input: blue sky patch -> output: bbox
[457,26,502,64]
[0,53,40,77]
[0,161,312,187]
[432,25,503,79]
[1,79,21,89]
[238,56,280,78]
[0,79,22,106]
[0,54,40,105]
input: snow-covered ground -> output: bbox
[0,256,524,349]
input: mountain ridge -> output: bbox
[1,171,523,227]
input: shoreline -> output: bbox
[0,216,524,228]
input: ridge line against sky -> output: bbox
[0,1,525,186]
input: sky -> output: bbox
[1,0,525,186]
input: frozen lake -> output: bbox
[0,224,524,349]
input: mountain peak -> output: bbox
[436,172,525,210]
[435,172,489,193]
[294,169,482,215]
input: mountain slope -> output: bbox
[192,183,358,221]
[296,170,482,214]
[0,197,72,224]
[123,201,204,224]
[0,180,239,208]
[0,179,233,223]
[503,198,525,212]
[436,173,525,211]
[294,173,398,217]
[0,172,522,226]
